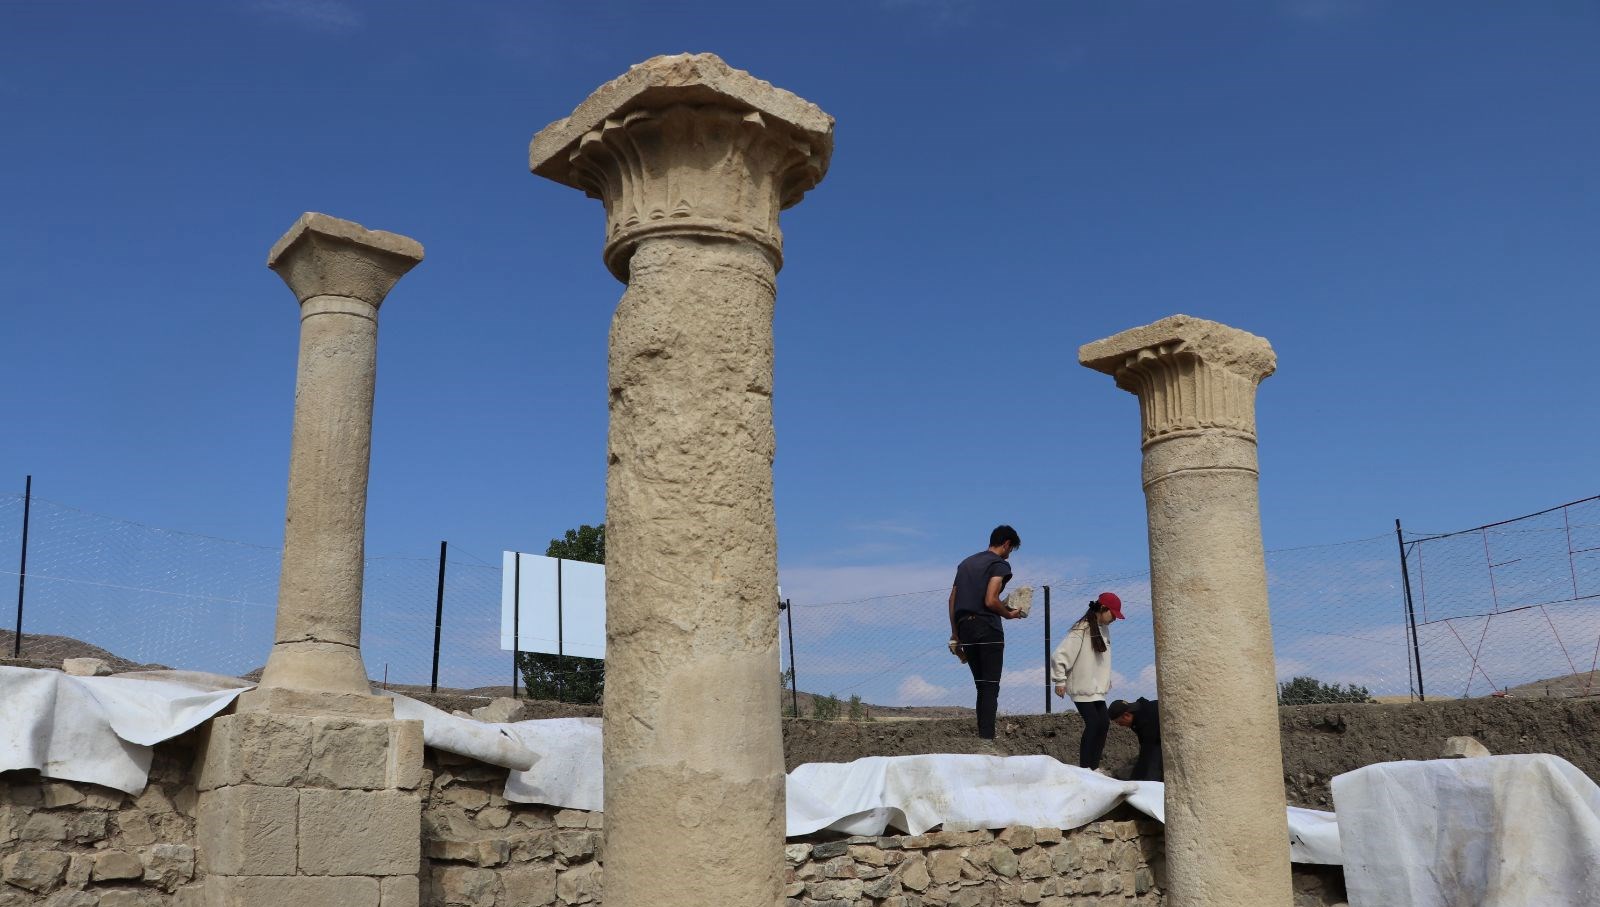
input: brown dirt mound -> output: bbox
[0,630,166,673]
[782,695,1600,808]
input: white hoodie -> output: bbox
[1050,619,1112,703]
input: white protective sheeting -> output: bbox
[1123,781,1342,866]
[385,693,537,772]
[0,666,245,794]
[0,667,540,795]
[788,755,1130,836]
[499,717,602,812]
[0,665,1340,866]
[789,754,1340,864]
[1333,754,1600,907]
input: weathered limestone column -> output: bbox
[529,54,832,907]
[256,212,423,699]
[1078,315,1292,907]
[182,213,427,907]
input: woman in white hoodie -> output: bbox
[1050,592,1124,773]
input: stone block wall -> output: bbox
[784,820,1163,907]
[419,752,1348,907]
[420,751,600,907]
[2,740,1347,906]
[0,742,198,906]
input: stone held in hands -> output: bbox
[1009,587,1033,618]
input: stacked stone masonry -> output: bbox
[2,741,1346,906]
[187,710,423,906]
[0,743,198,907]
[416,751,1346,907]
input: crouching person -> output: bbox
[1109,697,1162,782]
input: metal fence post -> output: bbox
[783,598,798,717]
[556,557,564,703]
[1395,518,1425,701]
[511,553,521,700]
[431,540,447,694]
[12,475,31,659]
[1042,585,1052,714]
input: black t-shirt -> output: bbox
[1132,699,1161,744]
[952,550,1013,634]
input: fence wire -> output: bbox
[3,492,1595,711]
[1403,495,1600,699]
[780,535,1412,717]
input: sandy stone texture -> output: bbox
[1080,315,1292,907]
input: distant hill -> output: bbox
[0,630,165,673]
[1504,670,1600,699]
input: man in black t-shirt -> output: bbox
[948,525,1025,742]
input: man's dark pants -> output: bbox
[957,617,1004,740]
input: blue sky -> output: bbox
[2,1,1597,703]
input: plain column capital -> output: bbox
[267,212,425,308]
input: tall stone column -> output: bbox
[1078,315,1292,907]
[529,54,832,907]
[255,212,423,701]
[181,213,426,907]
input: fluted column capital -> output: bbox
[529,53,833,281]
[1079,314,1276,447]
[268,212,425,308]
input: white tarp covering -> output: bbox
[1333,754,1600,907]
[499,717,603,812]
[0,665,1334,864]
[0,666,245,794]
[386,692,537,772]
[789,754,1341,865]
[0,667,540,793]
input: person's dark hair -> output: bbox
[1107,700,1133,721]
[990,525,1021,549]
[1080,602,1108,653]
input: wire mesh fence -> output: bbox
[1402,495,1600,700]
[2,489,1595,711]
[778,534,1414,717]
[0,495,511,691]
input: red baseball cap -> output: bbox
[1096,592,1124,620]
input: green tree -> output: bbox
[546,524,605,563]
[781,667,798,717]
[847,694,870,722]
[1277,675,1374,705]
[811,692,841,721]
[518,523,606,704]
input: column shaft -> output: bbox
[530,53,833,907]
[1079,315,1292,907]
[256,212,423,700]
[264,295,379,693]
[1143,435,1291,907]
[604,237,783,907]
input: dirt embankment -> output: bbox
[782,696,1600,809]
[0,631,162,673]
[402,692,1600,808]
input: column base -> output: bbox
[255,639,377,705]
[192,710,423,907]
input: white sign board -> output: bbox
[500,552,606,660]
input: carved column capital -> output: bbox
[1079,314,1276,447]
[530,53,833,281]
